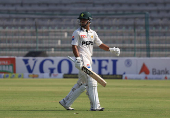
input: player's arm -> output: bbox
[72,45,80,57]
[72,45,82,70]
[99,43,110,51]
[94,31,120,56]
[99,43,120,56]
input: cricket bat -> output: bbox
[68,56,107,87]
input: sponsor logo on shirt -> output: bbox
[72,36,74,40]
[82,41,93,45]
[87,64,90,68]
[80,35,87,38]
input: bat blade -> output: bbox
[68,56,107,87]
[81,66,107,87]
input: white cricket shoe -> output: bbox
[59,99,74,110]
[90,107,105,111]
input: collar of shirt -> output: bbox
[80,27,92,33]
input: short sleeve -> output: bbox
[71,30,79,46]
[94,31,103,46]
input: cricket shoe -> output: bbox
[59,99,74,110]
[90,107,105,111]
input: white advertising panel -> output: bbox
[24,73,45,78]
[50,73,64,78]
[137,58,170,76]
[16,57,170,76]
[44,73,50,78]
[162,75,170,80]
[123,74,170,80]
[23,73,62,79]
[16,57,138,75]
[16,57,79,74]
[92,57,137,75]
[0,74,4,78]
[123,74,145,80]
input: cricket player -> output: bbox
[59,12,120,111]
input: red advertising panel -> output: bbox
[0,58,16,73]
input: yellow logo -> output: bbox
[91,36,93,38]
[81,13,84,17]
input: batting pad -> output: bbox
[64,84,86,107]
[86,86,100,109]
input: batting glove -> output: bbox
[109,47,120,56]
[75,57,83,70]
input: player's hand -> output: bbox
[109,47,120,56]
[75,57,83,70]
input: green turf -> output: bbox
[0,79,170,118]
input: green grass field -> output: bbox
[0,79,170,118]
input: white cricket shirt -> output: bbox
[71,27,103,57]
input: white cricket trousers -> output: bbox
[63,54,101,109]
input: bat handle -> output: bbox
[68,56,75,62]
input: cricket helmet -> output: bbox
[77,12,92,20]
